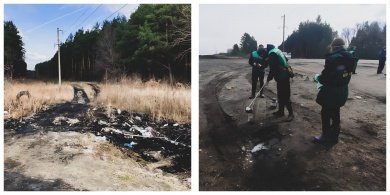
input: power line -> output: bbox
[25,7,85,34]
[68,4,128,35]
[66,6,91,34]
[76,4,102,30]
[102,4,127,21]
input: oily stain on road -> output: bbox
[200,103,311,190]
[199,72,303,190]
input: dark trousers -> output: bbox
[321,107,340,140]
[377,60,386,74]
[252,69,265,97]
[352,60,358,73]
[276,78,293,115]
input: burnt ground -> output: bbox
[199,57,386,191]
[4,84,191,191]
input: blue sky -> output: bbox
[5,4,139,70]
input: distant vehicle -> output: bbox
[282,52,291,60]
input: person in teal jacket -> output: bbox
[266,44,294,122]
[248,44,268,99]
[314,38,354,144]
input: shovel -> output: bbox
[245,82,268,113]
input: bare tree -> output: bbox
[4,64,13,80]
[154,5,191,85]
[341,28,352,46]
[97,24,120,82]
[171,5,191,61]
[170,5,191,83]
[342,26,359,47]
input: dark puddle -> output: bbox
[207,107,311,190]
[234,122,308,190]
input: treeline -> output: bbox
[228,15,386,60]
[282,16,336,58]
[349,22,386,59]
[4,21,27,78]
[35,4,191,83]
[227,33,257,57]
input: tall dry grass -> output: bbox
[4,80,73,119]
[4,78,191,123]
[95,77,191,123]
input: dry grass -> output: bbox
[4,80,73,119]
[4,78,191,123]
[95,78,191,123]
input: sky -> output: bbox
[200,4,386,55]
[4,4,139,70]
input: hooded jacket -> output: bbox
[316,47,354,108]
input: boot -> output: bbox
[273,103,285,117]
[249,95,255,99]
[286,114,294,122]
[313,135,327,144]
[313,130,331,144]
[286,103,293,122]
[273,110,284,117]
[329,126,340,144]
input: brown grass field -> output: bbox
[4,78,191,123]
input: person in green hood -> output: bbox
[377,47,386,74]
[248,44,268,99]
[347,45,358,74]
[266,44,294,122]
[313,38,354,144]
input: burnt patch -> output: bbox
[4,101,191,174]
[4,171,83,191]
[4,158,22,170]
[375,96,386,104]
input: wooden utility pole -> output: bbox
[282,14,285,52]
[57,28,63,86]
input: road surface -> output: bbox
[199,56,386,191]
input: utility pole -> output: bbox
[57,28,63,86]
[282,14,285,52]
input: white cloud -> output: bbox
[18,29,26,40]
[83,24,94,31]
[25,51,51,70]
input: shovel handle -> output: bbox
[248,82,268,108]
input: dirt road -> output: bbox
[199,56,386,191]
[4,85,191,191]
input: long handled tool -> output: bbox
[245,82,268,113]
